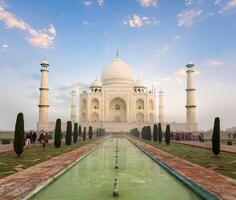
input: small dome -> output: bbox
[134,79,145,88]
[41,59,49,65]
[90,79,102,88]
[102,57,134,85]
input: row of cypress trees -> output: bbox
[13,113,104,157]
[96,128,105,137]
[55,120,95,148]
[130,123,171,145]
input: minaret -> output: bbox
[71,90,77,123]
[38,59,49,132]
[159,90,164,123]
[185,61,197,132]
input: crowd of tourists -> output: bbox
[169,132,205,142]
[24,130,49,148]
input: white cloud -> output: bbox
[206,59,224,66]
[177,9,203,27]
[216,82,224,87]
[97,0,104,6]
[137,0,158,7]
[0,4,56,48]
[221,0,236,11]
[83,21,91,26]
[156,45,171,57]
[185,0,192,6]
[123,14,160,28]
[84,0,92,6]
[174,35,180,40]
[2,43,8,48]
[214,0,221,5]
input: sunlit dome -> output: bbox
[102,57,134,85]
[134,78,145,88]
[41,59,49,65]
[90,79,102,88]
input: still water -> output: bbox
[33,137,202,200]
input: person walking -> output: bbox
[26,132,31,148]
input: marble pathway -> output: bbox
[0,138,105,200]
[131,138,236,200]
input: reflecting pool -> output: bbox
[33,137,202,200]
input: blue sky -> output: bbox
[0,0,236,131]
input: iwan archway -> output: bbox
[109,97,127,122]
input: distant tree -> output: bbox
[73,123,78,143]
[147,126,151,140]
[158,123,162,143]
[65,121,72,145]
[212,117,220,157]
[88,126,93,139]
[153,124,158,142]
[79,125,82,137]
[14,113,25,157]
[83,127,86,141]
[141,127,144,139]
[165,124,171,145]
[54,119,61,148]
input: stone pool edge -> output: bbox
[22,148,96,200]
[127,138,219,200]
[23,137,109,200]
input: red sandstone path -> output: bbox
[173,140,236,154]
[0,138,105,200]
[130,138,236,200]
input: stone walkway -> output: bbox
[173,140,236,154]
[0,138,105,200]
[130,138,236,200]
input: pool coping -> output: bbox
[127,138,220,200]
[0,137,108,200]
[23,138,108,200]
[23,147,97,200]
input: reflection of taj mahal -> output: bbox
[37,54,198,133]
[79,55,156,132]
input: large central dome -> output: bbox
[102,57,134,86]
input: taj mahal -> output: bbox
[37,54,198,133]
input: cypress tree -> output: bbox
[141,127,144,139]
[88,126,93,139]
[14,113,25,157]
[65,121,72,145]
[153,124,158,142]
[54,119,61,148]
[158,123,162,143]
[83,127,86,141]
[165,124,171,145]
[73,123,78,143]
[212,117,220,157]
[147,126,151,140]
[79,125,82,137]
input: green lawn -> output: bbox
[0,138,100,179]
[132,137,236,180]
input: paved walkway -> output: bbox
[0,138,105,200]
[130,138,236,200]
[173,140,236,154]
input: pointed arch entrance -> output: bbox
[109,97,127,122]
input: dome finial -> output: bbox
[116,50,119,58]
